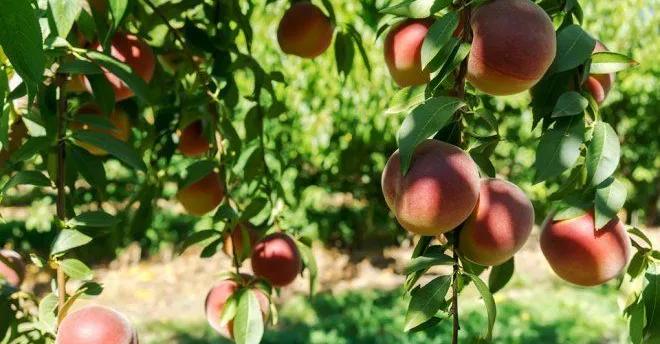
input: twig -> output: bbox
[55,72,68,324]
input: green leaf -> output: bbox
[385,86,426,114]
[404,246,453,274]
[241,197,267,220]
[200,238,222,258]
[10,136,52,163]
[643,274,660,340]
[72,131,146,171]
[1,171,51,195]
[48,0,83,38]
[87,73,116,114]
[0,297,11,336]
[550,25,596,74]
[465,272,496,341]
[109,0,129,29]
[344,24,371,73]
[38,293,58,332]
[534,117,585,182]
[590,52,638,74]
[627,251,649,280]
[421,12,459,71]
[87,51,152,102]
[586,121,620,186]
[380,0,452,18]
[553,203,588,221]
[178,230,220,254]
[404,275,451,331]
[0,0,45,86]
[397,96,464,174]
[628,299,645,344]
[488,258,514,294]
[214,204,239,223]
[219,293,239,326]
[69,146,107,188]
[334,31,355,77]
[295,239,318,296]
[404,236,434,291]
[51,229,93,256]
[60,258,93,280]
[68,211,119,228]
[627,226,653,249]
[594,177,626,229]
[59,60,103,75]
[181,160,216,189]
[233,289,265,344]
[551,91,588,117]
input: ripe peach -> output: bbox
[0,249,26,288]
[176,172,225,216]
[251,233,301,287]
[222,223,259,261]
[540,211,630,286]
[384,19,433,87]
[178,120,210,157]
[459,179,534,266]
[205,278,269,339]
[381,139,481,235]
[277,2,333,58]
[584,41,615,104]
[84,34,155,101]
[70,105,131,156]
[467,0,556,95]
[56,305,138,344]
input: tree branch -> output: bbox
[55,72,68,324]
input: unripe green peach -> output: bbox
[541,211,630,286]
[381,139,481,235]
[467,0,556,95]
[459,179,534,266]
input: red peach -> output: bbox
[56,305,138,344]
[176,172,225,216]
[251,233,301,287]
[0,249,26,288]
[178,120,210,157]
[384,19,433,87]
[205,279,269,339]
[277,2,334,58]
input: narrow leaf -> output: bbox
[550,25,596,73]
[60,258,93,280]
[465,272,496,341]
[68,211,119,228]
[488,258,514,294]
[48,0,83,37]
[404,275,451,331]
[534,117,585,182]
[51,229,93,256]
[595,177,626,229]
[590,52,638,74]
[233,289,265,344]
[0,0,45,86]
[421,12,459,71]
[72,131,146,171]
[586,121,620,186]
[551,91,588,118]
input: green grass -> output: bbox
[139,284,628,344]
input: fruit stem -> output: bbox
[55,71,68,324]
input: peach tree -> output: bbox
[0,0,657,344]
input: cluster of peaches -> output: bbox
[381,0,628,288]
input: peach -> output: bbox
[584,41,615,104]
[0,249,26,288]
[251,233,301,287]
[467,0,556,95]
[459,179,534,266]
[0,119,28,167]
[381,139,481,235]
[84,34,155,101]
[178,120,210,157]
[205,278,269,339]
[540,211,630,286]
[222,223,259,261]
[176,172,225,216]
[277,2,333,58]
[70,105,131,156]
[384,19,433,87]
[56,305,138,344]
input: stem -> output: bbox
[450,5,472,343]
[451,230,460,344]
[55,72,68,323]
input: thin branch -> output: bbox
[55,72,68,325]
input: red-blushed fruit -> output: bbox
[584,41,615,104]
[277,2,334,58]
[178,120,210,157]
[381,139,481,235]
[84,34,155,101]
[176,172,225,216]
[222,223,259,261]
[251,233,302,287]
[384,19,433,87]
[540,211,631,286]
[459,179,534,266]
[467,0,556,95]
[56,305,138,344]
[0,119,28,168]
[0,249,26,288]
[70,105,131,156]
[205,278,270,339]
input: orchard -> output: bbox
[0,0,658,343]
